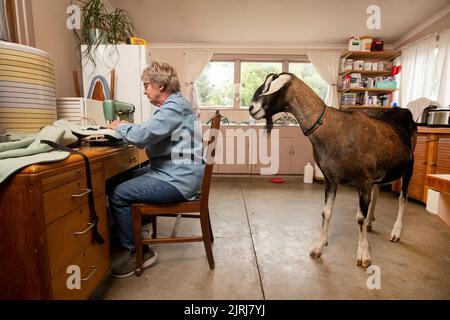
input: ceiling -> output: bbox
[108,0,450,45]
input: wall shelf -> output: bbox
[338,88,397,93]
[340,51,401,61]
[339,70,392,77]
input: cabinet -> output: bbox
[0,145,140,299]
[252,127,314,175]
[338,51,400,109]
[392,127,450,203]
[202,125,314,175]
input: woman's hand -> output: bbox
[108,120,131,130]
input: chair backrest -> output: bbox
[199,112,221,205]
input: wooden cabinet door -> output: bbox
[220,131,251,174]
[253,137,292,175]
[408,135,428,201]
[290,134,314,174]
[435,138,450,174]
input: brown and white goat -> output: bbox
[249,73,417,267]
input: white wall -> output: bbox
[31,0,81,98]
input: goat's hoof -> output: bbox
[325,241,328,247]
[367,225,373,232]
[309,249,322,259]
[356,258,371,268]
[362,259,371,268]
[390,234,401,242]
[357,250,371,268]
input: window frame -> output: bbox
[196,54,311,110]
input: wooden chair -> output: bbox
[132,113,221,275]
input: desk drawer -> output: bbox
[47,195,108,278]
[43,171,105,225]
[104,148,139,179]
[51,240,109,300]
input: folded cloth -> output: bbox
[0,123,78,184]
[52,119,121,140]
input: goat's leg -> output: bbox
[391,161,413,242]
[367,184,380,232]
[356,185,372,267]
[310,180,337,259]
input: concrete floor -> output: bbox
[92,177,450,300]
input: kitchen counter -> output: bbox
[417,126,450,134]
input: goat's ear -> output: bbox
[260,73,291,96]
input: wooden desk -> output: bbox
[0,144,146,299]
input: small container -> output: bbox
[360,36,373,51]
[364,62,372,71]
[363,91,370,105]
[371,39,384,51]
[371,62,379,71]
[304,163,314,184]
[344,59,354,70]
[348,37,361,51]
[367,78,374,88]
[353,60,364,70]
[378,61,385,71]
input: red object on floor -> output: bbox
[270,178,284,183]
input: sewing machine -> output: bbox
[103,100,135,123]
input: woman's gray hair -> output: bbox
[141,61,181,93]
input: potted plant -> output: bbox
[73,0,136,65]
[106,8,135,44]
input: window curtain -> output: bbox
[436,28,450,108]
[184,51,213,118]
[0,0,10,41]
[306,50,341,108]
[400,36,437,107]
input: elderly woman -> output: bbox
[108,61,204,277]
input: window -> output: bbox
[195,57,329,108]
[196,61,234,107]
[240,62,282,107]
[289,63,328,101]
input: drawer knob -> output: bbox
[74,222,95,235]
[81,266,97,281]
[71,188,92,198]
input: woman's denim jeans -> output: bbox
[108,165,184,251]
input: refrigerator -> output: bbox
[81,44,153,124]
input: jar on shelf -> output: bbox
[360,36,373,51]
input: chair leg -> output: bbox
[207,208,214,243]
[200,208,215,269]
[151,216,157,239]
[132,206,144,276]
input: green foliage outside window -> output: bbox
[289,63,328,101]
[240,62,282,107]
[195,61,329,108]
[196,62,234,107]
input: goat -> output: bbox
[249,73,417,268]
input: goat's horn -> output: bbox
[260,74,292,96]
